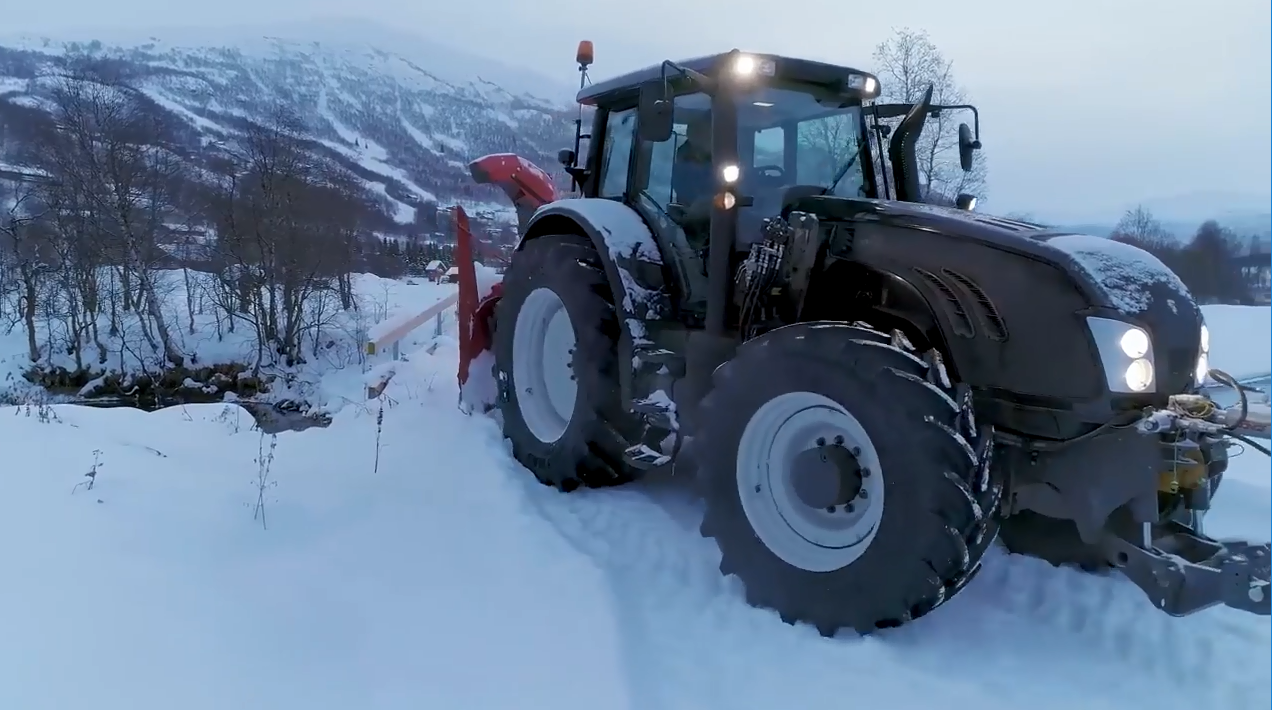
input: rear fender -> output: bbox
[521,199,674,424]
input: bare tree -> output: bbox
[1111,205,1174,250]
[0,179,55,361]
[32,70,186,368]
[872,28,986,202]
[203,106,361,368]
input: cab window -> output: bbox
[641,92,712,213]
[600,108,636,197]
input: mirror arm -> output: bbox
[659,60,718,95]
[934,103,981,142]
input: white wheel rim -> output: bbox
[511,287,578,444]
[736,391,885,572]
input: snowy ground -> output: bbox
[0,306,1268,710]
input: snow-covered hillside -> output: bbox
[0,20,577,224]
[0,301,1268,710]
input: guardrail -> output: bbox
[364,291,458,361]
[363,291,459,399]
[361,293,460,404]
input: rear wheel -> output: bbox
[493,234,634,490]
[684,322,1003,635]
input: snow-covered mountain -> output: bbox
[0,21,578,226]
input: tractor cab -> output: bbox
[562,51,981,235]
[565,53,883,250]
[558,49,982,322]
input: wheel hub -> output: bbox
[790,443,863,510]
[735,391,886,573]
[511,287,578,444]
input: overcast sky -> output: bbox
[7,0,1269,222]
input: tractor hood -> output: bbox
[790,197,1197,320]
[787,196,1204,396]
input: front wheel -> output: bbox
[684,322,1003,635]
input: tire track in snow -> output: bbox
[510,463,1269,710]
[926,550,1270,710]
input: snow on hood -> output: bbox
[1044,234,1192,315]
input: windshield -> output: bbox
[637,84,872,251]
[737,85,870,200]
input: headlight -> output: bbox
[1119,328,1149,359]
[1086,316,1156,394]
[720,164,740,183]
[1125,358,1154,392]
[1194,323,1210,385]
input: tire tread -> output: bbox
[688,322,1004,634]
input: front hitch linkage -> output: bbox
[1103,521,1270,616]
[1113,392,1272,616]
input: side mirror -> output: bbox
[637,81,674,143]
[557,148,576,168]
[957,123,980,172]
[955,193,978,211]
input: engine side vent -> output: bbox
[913,267,975,338]
[941,268,1009,342]
[974,216,1045,232]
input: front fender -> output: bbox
[522,199,671,414]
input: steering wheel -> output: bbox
[754,164,785,180]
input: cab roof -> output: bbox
[576,52,877,106]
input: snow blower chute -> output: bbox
[452,41,1271,636]
[455,153,558,411]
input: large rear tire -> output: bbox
[493,234,634,490]
[684,323,1003,635]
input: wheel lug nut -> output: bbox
[834,435,844,445]
[816,437,826,446]
[851,446,861,456]
[860,467,871,478]
[825,506,836,513]
[858,489,868,499]
[845,503,855,513]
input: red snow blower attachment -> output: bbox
[455,154,559,410]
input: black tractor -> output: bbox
[456,44,1270,636]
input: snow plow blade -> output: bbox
[456,154,558,412]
